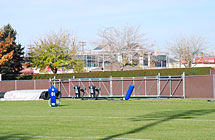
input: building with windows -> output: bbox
[27,46,215,75]
[76,47,173,72]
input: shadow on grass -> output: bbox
[0,133,33,140]
[100,109,215,140]
[58,104,68,107]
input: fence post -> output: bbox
[15,80,17,90]
[213,75,215,99]
[49,78,52,87]
[88,79,90,97]
[110,76,112,96]
[59,79,61,92]
[99,78,102,96]
[169,76,172,96]
[121,77,123,96]
[133,77,135,96]
[144,77,147,96]
[69,79,71,97]
[157,73,160,97]
[182,72,185,99]
[34,80,36,90]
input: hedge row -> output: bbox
[15,67,212,80]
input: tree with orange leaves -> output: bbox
[0,29,14,65]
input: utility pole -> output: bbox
[79,41,86,70]
[102,51,105,72]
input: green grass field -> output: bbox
[0,99,215,140]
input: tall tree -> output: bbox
[97,25,150,71]
[29,30,79,74]
[168,36,206,68]
[0,28,14,66]
[0,24,24,79]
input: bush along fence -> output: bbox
[13,67,214,80]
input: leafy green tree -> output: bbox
[0,24,24,79]
[29,30,79,74]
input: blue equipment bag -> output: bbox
[48,86,58,107]
[125,85,135,100]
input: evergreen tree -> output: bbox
[0,24,24,79]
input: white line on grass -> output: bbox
[0,134,152,140]
[1,115,215,122]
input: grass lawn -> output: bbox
[0,99,215,140]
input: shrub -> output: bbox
[13,67,212,80]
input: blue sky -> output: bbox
[1,0,215,52]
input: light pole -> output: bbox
[154,50,158,68]
[79,41,86,71]
[102,52,105,72]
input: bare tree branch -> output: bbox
[97,25,150,71]
[168,36,206,68]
